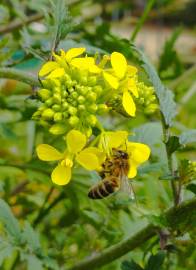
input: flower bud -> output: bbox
[78,104,86,111]
[52,104,61,111]
[88,104,97,113]
[69,116,79,127]
[79,86,88,95]
[45,98,54,106]
[97,104,108,114]
[62,90,68,97]
[78,95,85,104]
[87,92,97,102]
[32,111,41,120]
[71,92,78,99]
[53,87,61,94]
[62,102,69,110]
[84,127,92,137]
[87,114,97,126]
[93,86,102,95]
[68,106,77,115]
[38,89,51,101]
[42,108,55,120]
[144,104,158,114]
[53,93,61,104]
[49,123,67,135]
[54,112,63,122]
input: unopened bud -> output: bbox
[68,106,77,115]
[42,108,55,120]
[53,93,61,104]
[88,104,97,113]
[54,112,63,122]
[38,89,51,101]
[88,76,97,86]
[87,114,97,126]
[78,96,85,104]
[69,116,79,126]
[97,104,108,114]
[52,104,61,111]
[45,98,54,106]
[87,92,97,102]
[49,123,67,135]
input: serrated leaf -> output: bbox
[166,136,181,155]
[146,251,166,270]
[22,222,42,254]
[0,242,13,265]
[0,199,21,243]
[121,260,143,270]
[27,254,43,270]
[132,45,177,127]
[179,129,196,145]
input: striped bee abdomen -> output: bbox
[88,176,120,199]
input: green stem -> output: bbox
[0,68,40,87]
[160,113,178,206]
[66,197,196,270]
[130,0,156,42]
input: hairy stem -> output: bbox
[0,68,40,87]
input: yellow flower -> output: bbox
[99,130,151,178]
[39,48,100,78]
[103,52,138,117]
[36,130,104,185]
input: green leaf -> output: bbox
[145,251,166,270]
[132,45,176,127]
[179,129,196,145]
[159,173,178,181]
[0,199,21,243]
[0,241,13,265]
[186,184,196,195]
[166,136,181,155]
[26,254,43,270]
[121,260,143,270]
[22,222,42,254]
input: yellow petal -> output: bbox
[122,91,136,117]
[111,52,127,79]
[36,144,63,161]
[51,164,71,185]
[47,68,65,78]
[39,62,59,77]
[128,160,138,178]
[127,142,151,164]
[76,152,99,170]
[70,57,95,69]
[127,78,139,97]
[65,48,86,61]
[103,72,119,89]
[80,147,106,165]
[127,65,138,76]
[99,131,128,151]
[66,130,86,154]
[89,65,101,74]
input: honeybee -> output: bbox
[88,148,134,199]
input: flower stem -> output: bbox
[0,67,40,87]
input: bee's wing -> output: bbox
[119,173,135,200]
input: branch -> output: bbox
[0,13,44,34]
[66,197,196,270]
[0,67,40,87]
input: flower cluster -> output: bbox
[33,48,157,136]
[34,48,154,189]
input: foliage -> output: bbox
[0,1,195,270]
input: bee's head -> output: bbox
[112,148,128,159]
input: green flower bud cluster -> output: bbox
[136,82,158,114]
[32,73,109,136]
[179,160,196,184]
